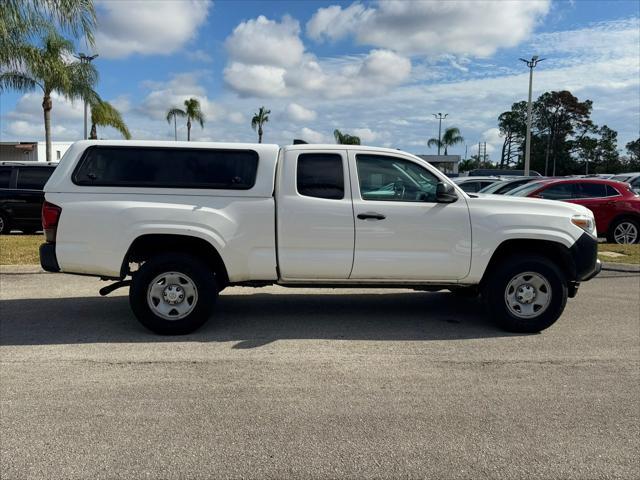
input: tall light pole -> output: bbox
[519,55,544,176]
[74,53,98,139]
[432,113,448,156]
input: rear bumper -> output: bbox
[39,242,60,272]
[570,233,601,281]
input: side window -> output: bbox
[16,168,53,190]
[574,183,608,198]
[356,154,439,202]
[630,177,640,188]
[606,185,621,196]
[538,183,574,200]
[73,147,258,189]
[296,153,344,200]
[0,167,12,188]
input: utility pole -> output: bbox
[519,55,544,176]
[74,53,98,139]
[432,113,448,156]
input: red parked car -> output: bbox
[508,178,640,244]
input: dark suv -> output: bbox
[0,162,57,234]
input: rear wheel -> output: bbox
[482,255,567,333]
[607,218,639,244]
[129,253,217,335]
[0,213,9,234]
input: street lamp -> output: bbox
[519,55,544,176]
[432,113,448,156]
[73,53,98,140]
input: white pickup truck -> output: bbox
[40,140,600,334]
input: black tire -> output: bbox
[482,255,568,333]
[606,217,640,244]
[129,253,217,335]
[0,213,10,235]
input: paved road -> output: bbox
[1,271,639,479]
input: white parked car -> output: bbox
[453,176,502,193]
[41,141,601,334]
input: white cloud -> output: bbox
[225,15,304,68]
[224,63,287,97]
[227,112,245,124]
[307,1,550,57]
[306,3,369,42]
[352,128,378,143]
[95,0,211,58]
[8,92,84,122]
[286,103,317,122]
[298,127,329,144]
[223,14,411,99]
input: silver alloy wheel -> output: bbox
[147,271,198,320]
[613,221,638,244]
[504,271,552,319]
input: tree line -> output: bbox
[492,90,639,175]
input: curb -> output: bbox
[601,262,640,273]
[0,264,44,274]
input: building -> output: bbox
[416,155,460,175]
[0,141,73,163]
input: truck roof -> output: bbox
[64,140,404,156]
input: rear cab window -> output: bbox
[73,146,259,189]
[296,153,344,200]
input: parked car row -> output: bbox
[453,171,640,244]
[0,162,57,234]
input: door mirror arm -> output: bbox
[435,182,458,203]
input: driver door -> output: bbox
[348,152,471,281]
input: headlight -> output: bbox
[571,215,596,237]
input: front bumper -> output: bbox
[570,232,601,281]
[39,242,60,272]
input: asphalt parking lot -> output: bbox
[1,271,639,479]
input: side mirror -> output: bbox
[436,182,458,203]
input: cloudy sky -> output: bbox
[1,0,638,158]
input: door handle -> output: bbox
[357,212,386,220]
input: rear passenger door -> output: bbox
[276,149,354,280]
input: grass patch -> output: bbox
[0,234,42,265]
[598,243,640,265]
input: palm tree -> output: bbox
[427,127,464,155]
[0,31,98,162]
[334,129,361,145]
[1,0,96,68]
[89,100,131,140]
[166,107,185,141]
[251,106,270,143]
[181,98,205,141]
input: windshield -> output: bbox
[506,181,546,197]
[478,181,509,194]
[611,175,630,182]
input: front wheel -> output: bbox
[129,253,217,335]
[482,255,568,333]
[607,218,639,244]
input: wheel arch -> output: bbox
[121,233,229,288]
[480,238,576,287]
